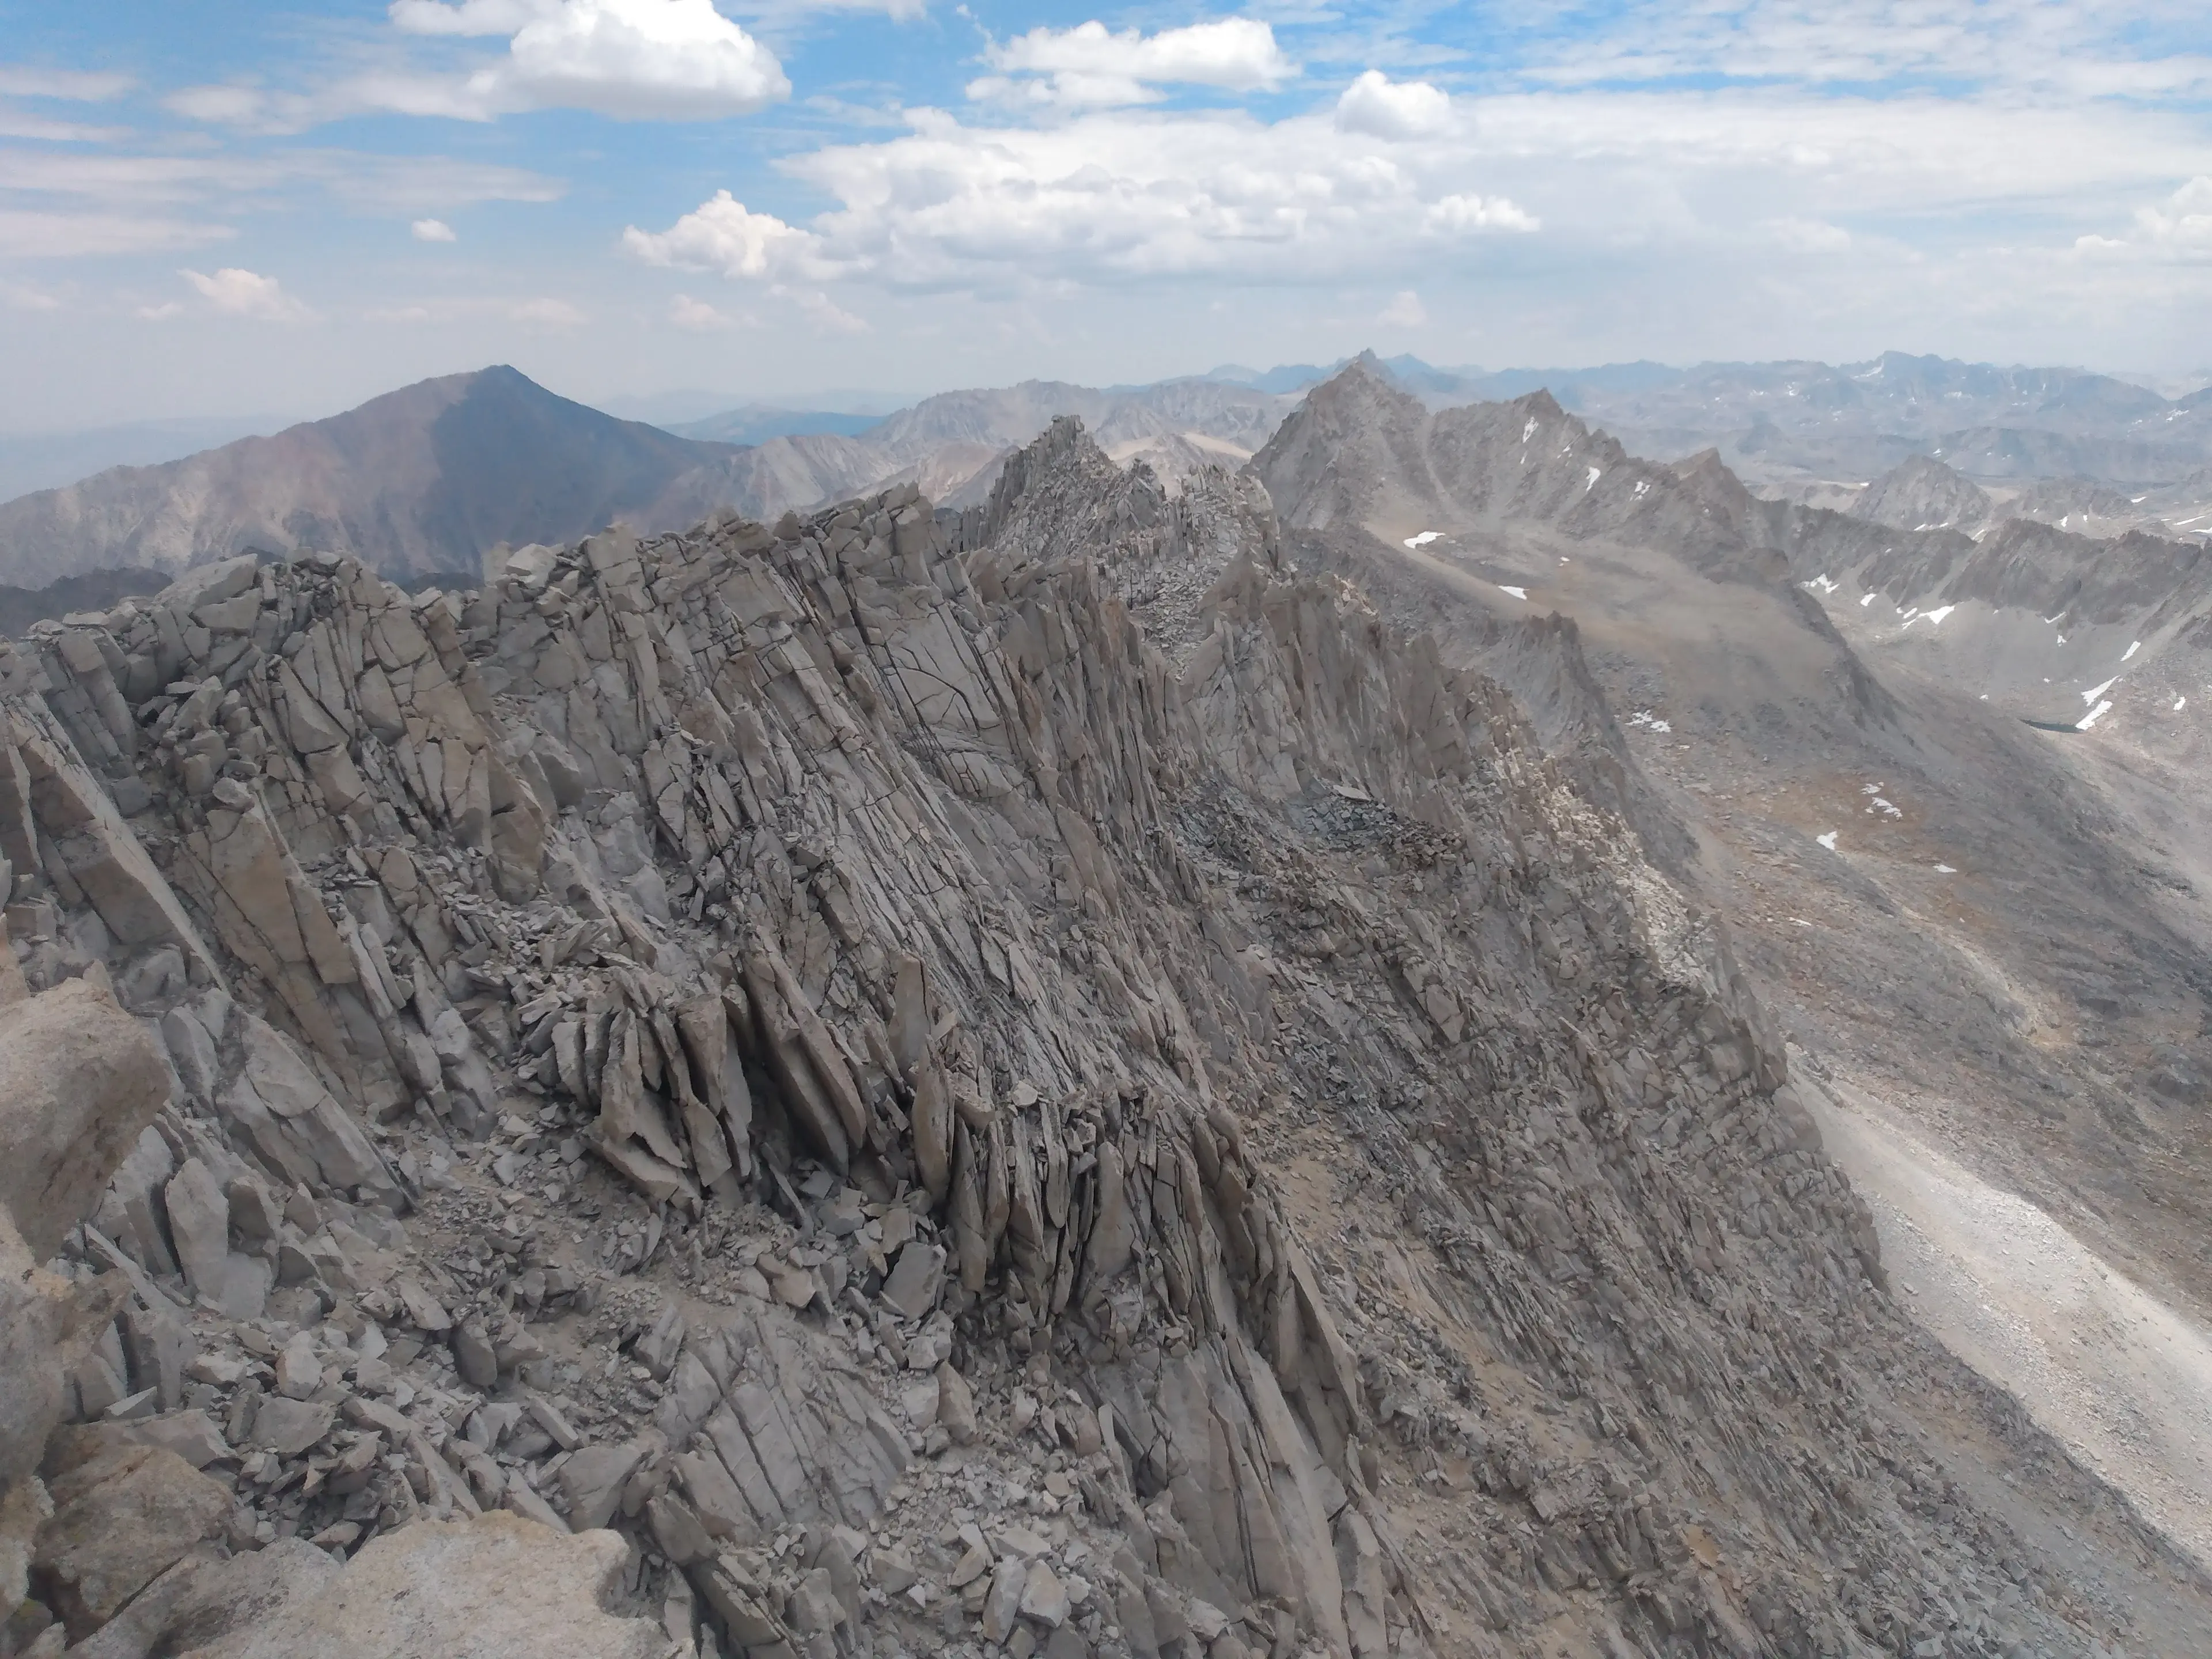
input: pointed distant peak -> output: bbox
[1315,350,1393,390]
[1861,453,1977,496]
[1510,388,1567,419]
[1671,447,1759,512]
[459,363,571,401]
[1305,352,1421,410]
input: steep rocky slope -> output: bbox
[0,419,2202,1659]
[1253,361,2212,1603]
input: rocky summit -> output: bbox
[0,414,2202,1659]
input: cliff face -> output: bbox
[0,418,2192,1659]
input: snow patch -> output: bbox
[1816,831,1838,851]
[1633,479,1650,498]
[1403,531,1441,549]
[1497,585,1528,601]
[1627,710,1672,734]
[1918,605,1955,626]
[2078,699,2113,731]
[2082,676,2117,705]
[1806,574,1839,595]
[2123,639,2141,661]
[2175,696,2188,711]
[1935,863,1957,874]
[1859,594,1876,607]
[1584,465,1602,492]
[1521,417,1536,444]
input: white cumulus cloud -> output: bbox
[624,105,1539,293]
[787,288,867,334]
[969,18,1293,109]
[622,188,829,279]
[668,292,737,329]
[411,217,458,240]
[177,0,788,127]
[2135,175,2212,252]
[389,0,555,32]
[1335,71,1453,140]
[1377,289,1426,326]
[181,267,314,321]
[391,0,789,119]
[1423,193,1538,234]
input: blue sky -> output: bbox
[1,0,2207,430]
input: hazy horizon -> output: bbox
[5,345,2210,446]
[2,0,2206,432]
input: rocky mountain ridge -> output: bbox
[13,349,2210,599]
[1247,358,2212,1600]
[0,407,2201,1659]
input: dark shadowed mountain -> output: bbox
[0,366,762,586]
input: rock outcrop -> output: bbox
[0,416,2193,1658]
[0,974,175,1650]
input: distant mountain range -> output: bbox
[664,405,883,447]
[1,350,2205,591]
[0,368,1296,586]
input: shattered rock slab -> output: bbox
[32,1442,231,1641]
[0,978,169,1259]
[173,1513,674,1659]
